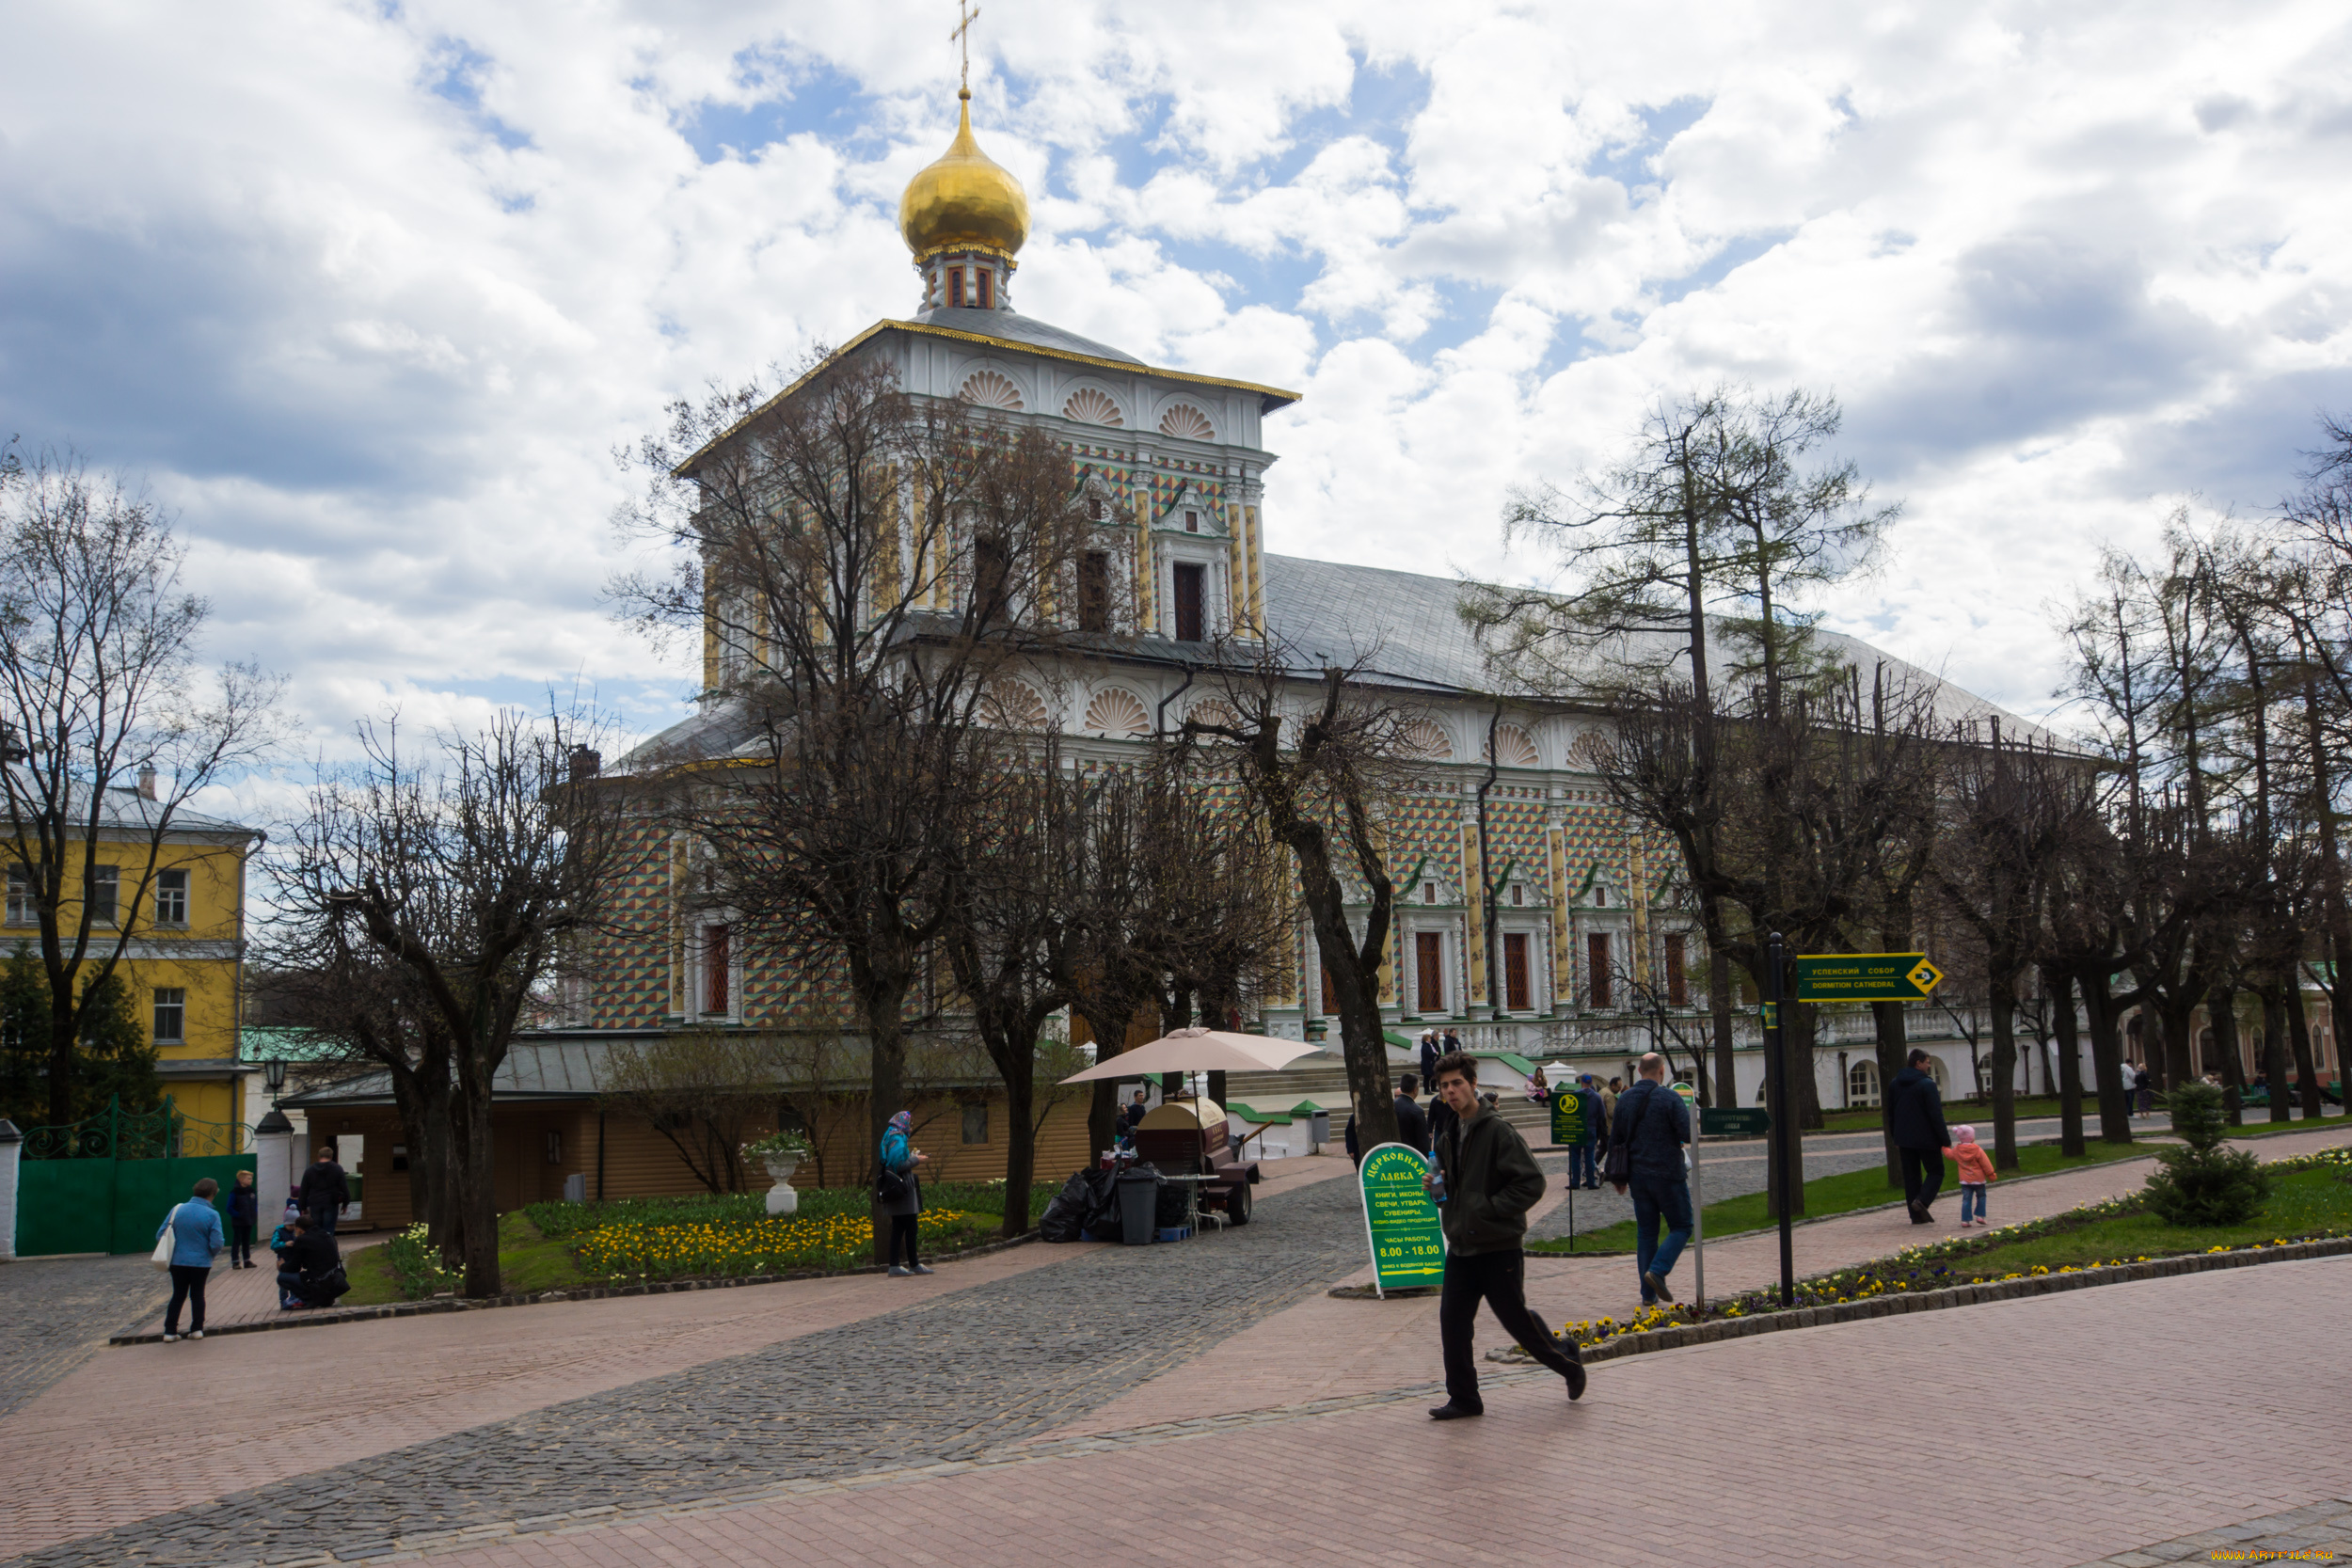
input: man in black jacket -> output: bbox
[1423,1052,1585,1418]
[275,1215,343,1308]
[1393,1073,1430,1155]
[1609,1054,1692,1306]
[1888,1049,1952,1223]
[297,1147,350,1234]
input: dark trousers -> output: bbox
[1566,1143,1597,1186]
[1899,1146,1945,1212]
[1438,1248,1581,1411]
[165,1264,209,1334]
[310,1203,340,1235]
[888,1212,920,1267]
[230,1221,254,1266]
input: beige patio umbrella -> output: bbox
[1058,1026,1318,1083]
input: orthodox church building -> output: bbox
[577,87,2055,1114]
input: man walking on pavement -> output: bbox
[1610,1053,1693,1307]
[1888,1048,1952,1223]
[297,1145,350,1235]
[1419,1029,1442,1092]
[1424,1051,1586,1419]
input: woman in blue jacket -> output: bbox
[879,1111,930,1277]
[156,1177,226,1341]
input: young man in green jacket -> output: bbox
[1424,1051,1586,1418]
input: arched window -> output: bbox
[1848,1058,1881,1108]
[1925,1054,1948,1094]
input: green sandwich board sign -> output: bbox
[1790,952,1945,1003]
[1549,1086,1585,1145]
[1701,1107,1771,1136]
[1358,1143,1446,1296]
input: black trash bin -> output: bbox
[1117,1171,1161,1245]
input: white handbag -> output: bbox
[149,1205,180,1272]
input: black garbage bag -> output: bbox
[1081,1164,1137,1241]
[1040,1170,1092,1243]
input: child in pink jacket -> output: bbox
[1944,1126,1996,1226]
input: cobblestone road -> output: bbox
[0,1254,169,1420]
[7,1175,1372,1568]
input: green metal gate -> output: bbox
[15,1097,255,1256]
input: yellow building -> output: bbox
[3,779,261,1139]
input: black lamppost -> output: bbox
[265,1056,287,1107]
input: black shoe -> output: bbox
[1643,1270,1675,1303]
[1564,1354,1587,1402]
[1427,1402,1484,1421]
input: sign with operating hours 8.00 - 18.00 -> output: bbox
[1358,1143,1446,1295]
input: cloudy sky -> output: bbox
[4,0,2348,792]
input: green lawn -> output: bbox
[1527,1137,2153,1255]
[1936,1164,2352,1275]
[343,1194,1007,1307]
[1816,1096,2069,1133]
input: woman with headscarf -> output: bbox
[878,1110,931,1276]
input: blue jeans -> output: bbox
[1566,1143,1597,1186]
[1630,1177,1693,1300]
[1960,1183,1986,1223]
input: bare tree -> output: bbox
[600,1030,780,1195]
[275,712,622,1296]
[0,446,282,1124]
[1187,645,1408,1148]
[614,351,1108,1254]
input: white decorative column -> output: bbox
[255,1109,294,1219]
[0,1119,21,1261]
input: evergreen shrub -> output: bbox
[2143,1081,2269,1226]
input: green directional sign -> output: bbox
[1701,1107,1771,1136]
[1358,1143,1446,1294]
[1549,1087,1585,1145]
[1790,952,1945,1003]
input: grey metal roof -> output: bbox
[1,773,259,841]
[282,1037,627,1107]
[1260,554,2047,736]
[912,307,1143,365]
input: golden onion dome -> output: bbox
[898,89,1029,261]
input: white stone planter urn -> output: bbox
[762,1154,803,1216]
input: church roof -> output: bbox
[912,306,1142,365]
[1259,553,2054,738]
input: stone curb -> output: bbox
[1490,1234,2352,1367]
[104,1229,1043,1346]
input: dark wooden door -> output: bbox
[1416,932,1443,1014]
[1173,563,1205,641]
[1587,931,1612,1009]
[1503,933,1530,1011]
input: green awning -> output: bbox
[1225,1103,1293,1125]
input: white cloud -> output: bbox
[0,0,2347,767]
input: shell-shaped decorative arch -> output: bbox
[1565,729,1613,768]
[1401,718,1454,760]
[1062,388,1124,427]
[982,678,1049,732]
[959,370,1024,411]
[1185,697,1243,733]
[1486,723,1540,768]
[1158,404,1215,441]
[1081,687,1151,737]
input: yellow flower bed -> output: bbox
[577,1209,974,1282]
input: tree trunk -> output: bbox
[2261,990,2293,1125]
[2206,987,2246,1124]
[1870,1000,1907,1186]
[43,1004,75,1128]
[850,941,914,1259]
[1763,979,1805,1220]
[451,1053,500,1298]
[1080,1003,1134,1160]
[1302,888,1397,1149]
[2077,965,2132,1144]
[2286,981,2324,1120]
[2043,964,2086,1157]
[1988,969,2019,1172]
[1709,935,1738,1114]
[1789,1001,1823,1131]
[1000,1050,1036,1240]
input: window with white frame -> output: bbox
[154,868,189,927]
[152,987,186,1044]
[6,866,31,927]
[85,865,119,926]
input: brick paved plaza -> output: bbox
[3,1127,2345,1568]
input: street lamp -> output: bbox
[265,1056,287,1105]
